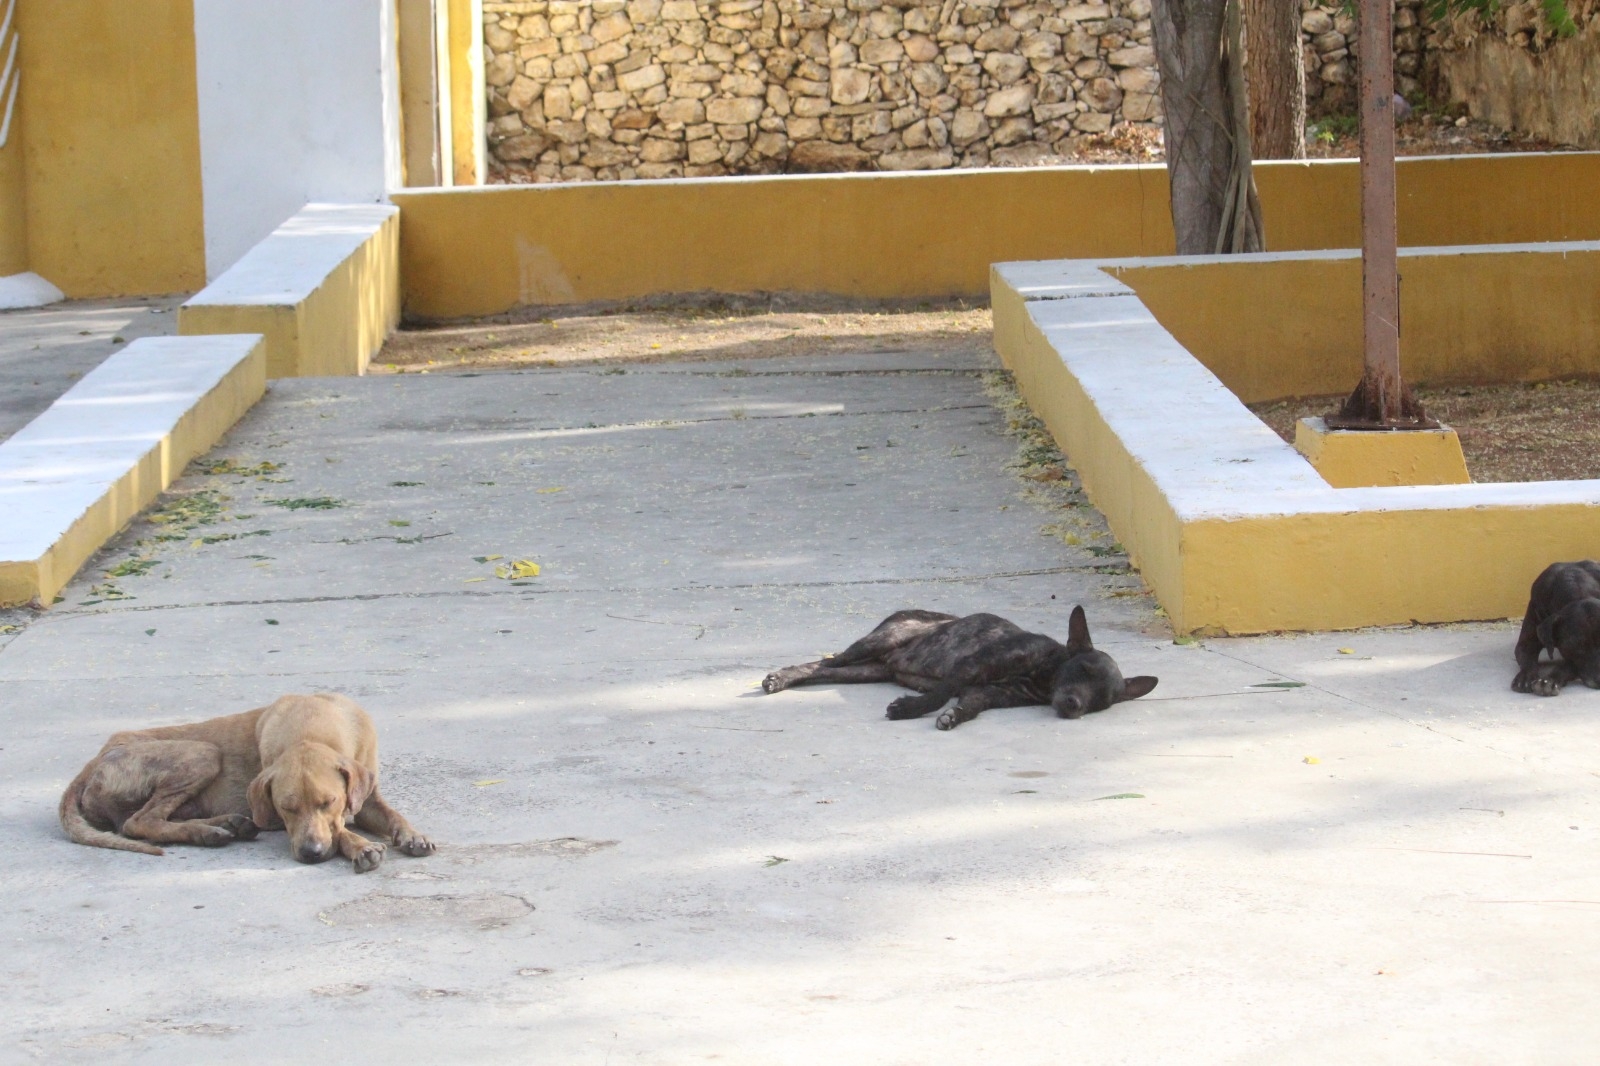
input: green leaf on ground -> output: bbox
[1092,793,1145,801]
[265,496,345,510]
[1251,681,1307,689]
[763,855,789,867]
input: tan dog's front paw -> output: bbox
[346,838,386,873]
[353,840,386,873]
[395,831,435,857]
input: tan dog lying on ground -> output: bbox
[59,693,434,873]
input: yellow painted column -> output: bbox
[446,0,484,186]
[397,0,441,187]
[0,0,28,275]
[17,0,205,296]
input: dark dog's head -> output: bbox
[248,742,374,864]
[1050,605,1159,718]
[1538,598,1600,688]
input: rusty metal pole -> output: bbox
[1358,0,1401,422]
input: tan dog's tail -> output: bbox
[58,767,163,856]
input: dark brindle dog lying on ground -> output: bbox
[1513,561,1600,696]
[762,606,1157,729]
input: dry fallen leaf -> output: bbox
[1304,756,1321,765]
[536,487,565,494]
[463,577,487,583]
[495,559,541,580]
[473,778,506,788]
[1337,648,1355,655]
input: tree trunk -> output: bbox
[1151,0,1265,254]
[1244,0,1307,159]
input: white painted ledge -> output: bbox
[0,334,267,607]
[184,203,397,308]
[180,203,400,378]
[994,258,1600,520]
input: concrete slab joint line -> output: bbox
[991,248,1600,635]
[179,203,401,379]
[0,334,267,609]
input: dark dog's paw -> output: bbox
[223,813,259,841]
[395,832,435,857]
[1512,672,1532,693]
[934,711,959,730]
[762,672,787,694]
[1584,676,1600,690]
[352,840,387,874]
[1531,675,1563,697]
[886,695,927,720]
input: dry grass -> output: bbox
[379,298,992,372]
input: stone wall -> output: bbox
[1301,0,1428,113]
[482,0,1436,182]
[484,0,1164,181]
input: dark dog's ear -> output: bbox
[1537,617,1557,649]
[247,768,279,830]
[1119,676,1159,702]
[338,758,375,816]
[1066,605,1093,653]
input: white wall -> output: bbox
[193,0,403,280]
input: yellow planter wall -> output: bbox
[1110,244,1600,403]
[393,153,1600,319]
[992,252,1600,635]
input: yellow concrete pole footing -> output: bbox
[1293,416,1472,488]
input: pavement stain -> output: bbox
[319,892,535,930]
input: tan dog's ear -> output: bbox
[247,768,279,829]
[339,758,375,816]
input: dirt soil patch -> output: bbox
[1250,380,1600,483]
[379,298,993,372]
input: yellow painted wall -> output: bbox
[17,0,205,296]
[0,0,25,276]
[393,166,1177,318]
[1179,503,1600,635]
[0,96,23,276]
[1113,246,1600,403]
[394,152,1600,319]
[1257,152,1600,251]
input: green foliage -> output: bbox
[1426,0,1578,36]
[1308,114,1359,145]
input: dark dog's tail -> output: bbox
[59,766,163,856]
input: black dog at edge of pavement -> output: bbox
[762,605,1158,730]
[1513,560,1600,696]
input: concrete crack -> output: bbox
[35,565,1108,621]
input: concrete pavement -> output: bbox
[2,345,1597,1063]
[0,296,184,445]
